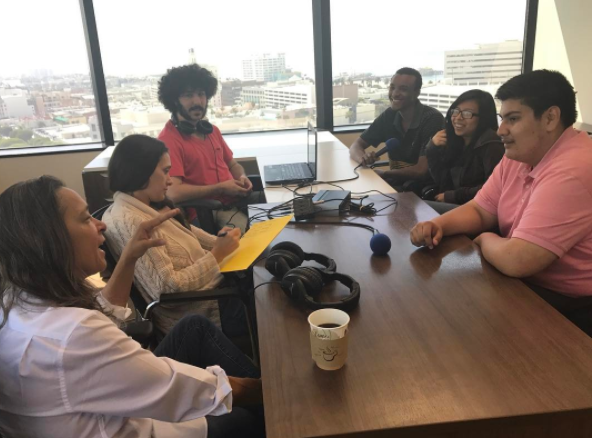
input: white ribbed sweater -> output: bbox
[103,192,224,333]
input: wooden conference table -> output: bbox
[251,193,591,438]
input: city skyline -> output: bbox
[2,0,526,78]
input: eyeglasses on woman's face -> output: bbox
[450,108,479,119]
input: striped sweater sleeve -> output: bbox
[108,213,222,300]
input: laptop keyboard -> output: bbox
[280,163,308,180]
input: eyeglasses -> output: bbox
[450,108,479,119]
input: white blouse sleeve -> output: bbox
[61,312,232,421]
[95,290,132,323]
[191,225,217,250]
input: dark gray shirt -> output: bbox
[360,101,445,165]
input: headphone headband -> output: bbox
[265,241,336,278]
[281,267,360,312]
[171,114,214,135]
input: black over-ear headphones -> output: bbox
[265,241,337,278]
[171,114,214,136]
[280,267,361,312]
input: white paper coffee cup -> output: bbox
[308,308,350,370]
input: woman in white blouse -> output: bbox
[102,135,247,338]
[0,176,263,438]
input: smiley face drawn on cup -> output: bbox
[321,346,338,362]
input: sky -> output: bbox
[1,0,526,79]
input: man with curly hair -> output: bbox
[157,64,261,233]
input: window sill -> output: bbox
[332,124,369,134]
[0,143,105,159]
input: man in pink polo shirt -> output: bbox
[157,64,263,233]
[410,70,591,335]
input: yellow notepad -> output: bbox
[219,215,293,272]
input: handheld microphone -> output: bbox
[356,138,400,169]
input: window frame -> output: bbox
[0,0,538,157]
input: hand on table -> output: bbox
[410,220,443,249]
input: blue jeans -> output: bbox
[154,315,264,438]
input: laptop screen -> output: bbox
[307,122,317,179]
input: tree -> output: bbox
[11,129,34,142]
[0,126,12,137]
[0,138,27,149]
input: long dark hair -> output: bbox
[445,89,498,159]
[109,134,190,229]
[0,176,100,329]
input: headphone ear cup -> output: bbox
[265,249,303,278]
[299,267,325,296]
[270,241,305,261]
[280,267,324,302]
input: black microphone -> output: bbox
[356,138,400,169]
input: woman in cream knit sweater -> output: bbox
[102,135,243,337]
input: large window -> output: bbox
[0,0,97,149]
[0,1,536,151]
[94,0,316,140]
[330,0,528,126]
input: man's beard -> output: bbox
[178,101,209,125]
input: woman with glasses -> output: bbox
[424,89,504,214]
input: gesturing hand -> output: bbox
[120,209,180,262]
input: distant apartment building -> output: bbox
[242,53,286,82]
[0,94,34,118]
[212,80,243,108]
[444,40,523,86]
[242,82,315,109]
[419,84,500,116]
[332,84,358,105]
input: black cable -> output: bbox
[289,219,379,235]
[253,281,280,292]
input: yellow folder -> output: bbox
[219,214,293,272]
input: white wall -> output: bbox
[0,150,101,197]
[533,0,592,129]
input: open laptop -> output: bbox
[263,122,317,185]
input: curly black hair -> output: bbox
[158,64,219,114]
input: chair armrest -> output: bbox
[144,286,242,319]
[401,179,426,194]
[176,198,225,210]
[370,160,389,168]
[247,174,264,192]
[123,320,154,347]
[420,184,439,200]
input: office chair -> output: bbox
[92,205,260,365]
[175,175,264,234]
[371,160,437,197]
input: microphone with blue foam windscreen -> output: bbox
[355,137,400,169]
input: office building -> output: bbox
[242,53,286,82]
[444,40,523,86]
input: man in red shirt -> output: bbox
[410,70,591,335]
[157,64,263,233]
